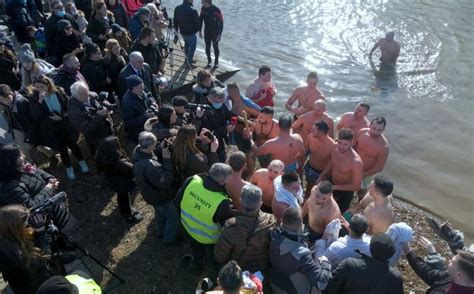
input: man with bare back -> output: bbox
[369,31,400,64]
[250,159,285,213]
[302,181,341,242]
[226,151,249,211]
[250,106,279,168]
[336,102,370,138]
[304,121,336,199]
[355,116,390,200]
[247,115,304,172]
[363,175,395,235]
[317,128,363,213]
[246,65,277,107]
[285,71,325,117]
[292,99,334,143]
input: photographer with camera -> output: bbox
[68,81,114,154]
[0,144,70,230]
[171,95,207,128]
[200,87,235,162]
[0,204,56,293]
[144,104,178,143]
[121,75,156,142]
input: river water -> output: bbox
[166,0,474,239]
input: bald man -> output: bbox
[250,159,285,213]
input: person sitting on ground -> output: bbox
[176,163,234,276]
[95,136,144,224]
[49,53,87,97]
[268,207,332,293]
[28,75,89,180]
[214,184,277,272]
[325,233,403,294]
[18,44,55,92]
[272,171,303,221]
[369,31,400,65]
[250,159,284,213]
[67,81,114,154]
[404,236,474,294]
[302,181,341,243]
[192,70,225,104]
[103,38,128,96]
[0,205,55,294]
[285,71,326,116]
[80,43,114,103]
[86,0,115,49]
[105,0,129,30]
[246,65,277,108]
[172,124,219,178]
[225,151,249,210]
[129,7,151,40]
[247,114,304,172]
[132,131,177,244]
[130,27,162,75]
[336,102,370,138]
[323,213,371,267]
[53,19,84,65]
[0,144,69,229]
[249,106,279,168]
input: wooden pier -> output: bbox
[160,43,241,101]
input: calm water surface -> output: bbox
[167,0,474,239]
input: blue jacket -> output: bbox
[129,13,144,40]
[173,2,200,35]
[121,90,149,141]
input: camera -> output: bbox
[204,130,215,141]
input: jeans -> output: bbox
[153,201,179,243]
[181,34,197,62]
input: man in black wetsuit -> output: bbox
[199,0,223,68]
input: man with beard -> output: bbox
[292,99,334,143]
[250,159,285,213]
[285,71,325,117]
[250,106,279,168]
[355,116,390,200]
[336,102,370,139]
[302,181,341,242]
[317,128,363,213]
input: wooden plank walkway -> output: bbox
[160,43,241,101]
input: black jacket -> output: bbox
[100,158,135,194]
[121,90,149,141]
[200,105,233,154]
[0,92,32,145]
[131,146,174,206]
[80,58,110,93]
[67,96,114,152]
[324,254,403,294]
[103,51,128,92]
[107,1,129,29]
[6,0,40,43]
[28,89,79,149]
[130,40,162,75]
[200,4,223,37]
[53,32,82,62]
[117,63,158,101]
[86,13,114,49]
[0,53,21,90]
[44,13,78,56]
[173,2,200,35]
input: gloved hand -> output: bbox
[29,214,47,232]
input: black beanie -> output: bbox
[370,233,396,261]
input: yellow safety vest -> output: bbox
[181,175,229,244]
[65,274,101,293]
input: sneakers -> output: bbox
[78,160,89,174]
[66,167,76,180]
[125,212,144,224]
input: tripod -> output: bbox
[49,228,125,293]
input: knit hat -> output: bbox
[171,96,189,107]
[111,23,122,34]
[36,276,76,294]
[18,43,36,63]
[137,7,150,15]
[57,19,72,32]
[370,233,396,261]
[126,75,143,89]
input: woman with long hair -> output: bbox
[0,204,54,293]
[95,136,143,224]
[0,43,21,89]
[172,125,219,178]
[103,38,128,95]
[86,0,115,49]
[28,75,89,180]
[18,44,55,92]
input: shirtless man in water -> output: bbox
[285,72,325,116]
[363,175,395,235]
[247,115,304,173]
[226,151,249,210]
[302,181,341,242]
[292,99,334,143]
[250,159,285,213]
[369,31,401,64]
[355,117,390,200]
[336,102,370,139]
[250,106,279,168]
[317,128,363,213]
[245,65,277,107]
[304,121,336,199]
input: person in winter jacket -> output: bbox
[129,7,151,41]
[103,38,128,96]
[18,43,54,92]
[6,0,41,44]
[80,43,113,102]
[130,26,162,75]
[0,44,21,90]
[49,53,86,97]
[105,0,129,29]
[53,19,83,64]
[86,1,115,49]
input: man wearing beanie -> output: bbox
[121,75,156,142]
[171,95,190,126]
[324,233,403,294]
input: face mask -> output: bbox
[212,102,223,109]
[55,9,66,17]
[70,9,78,16]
